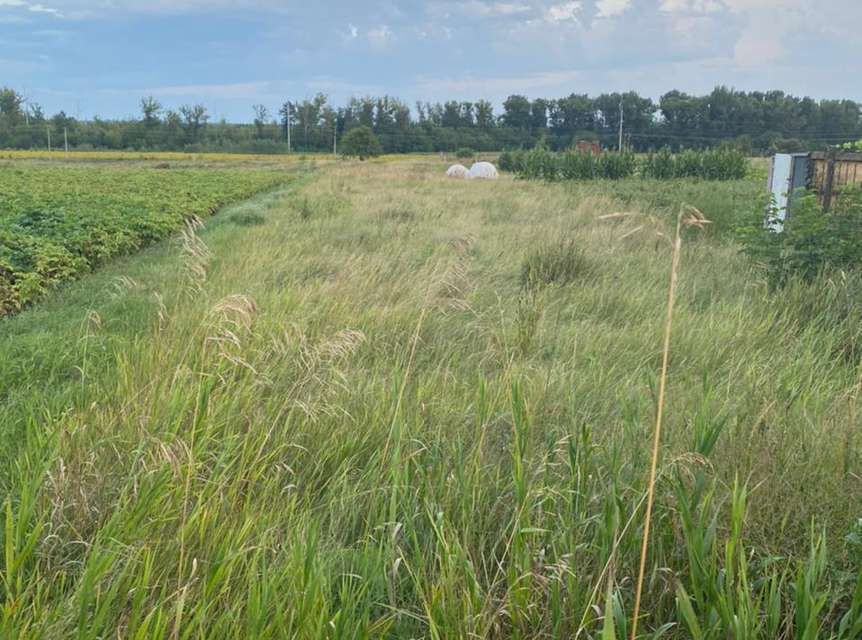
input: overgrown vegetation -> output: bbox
[501,147,748,182]
[340,125,383,160]
[738,188,862,286]
[0,165,284,313]
[1,157,861,637]
[521,237,591,289]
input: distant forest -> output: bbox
[1,85,860,155]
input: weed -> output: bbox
[229,211,266,226]
[521,238,591,289]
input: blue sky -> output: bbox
[2,0,861,122]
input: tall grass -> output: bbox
[0,158,860,637]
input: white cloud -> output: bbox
[29,3,61,15]
[545,2,581,23]
[660,0,722,12]
[459,1,530,16]
[596,0,631,18]
[0,0,61,16]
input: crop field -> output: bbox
[0,164,290,313]
[1,155,861,638]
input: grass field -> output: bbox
[1,156,860,637]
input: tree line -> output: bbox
[1,85,860,155]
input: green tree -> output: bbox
[341,126,382,160]
[475,100,494,129]
[502,95,532,130]
[140,96,162,127]
[179,104,208,143]
[252,104,269,139]
[0,87,24,124]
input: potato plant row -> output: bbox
[0,166,284,314]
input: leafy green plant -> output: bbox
[340,126,382,160]
[498,150,526,173]
[641,147,676,179]
[738,188,862,287]
[0,166,284,313]
[506,147,745,182]
[454,147,475,159]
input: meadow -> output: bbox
[1,155,860,638]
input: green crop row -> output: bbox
[499,147,749,181]
[0,166,285,314]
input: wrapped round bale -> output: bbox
[446,163,469,178]
[468,161,499,180]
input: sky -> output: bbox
[2,0,861,122]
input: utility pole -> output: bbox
[286,102,291,154]
[47,127,51,152]
[333,126,337,156]
[618,99,624,152]
[64,127,69,156]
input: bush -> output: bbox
[737,188,862,287]
[341,126,382,160]
[455,147,475,159]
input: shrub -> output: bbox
[521,238,591,289]
[499,150,527,173]
[341,126,382,160]
[455,147,475,159]
[737,188,862,287]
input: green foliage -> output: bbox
[640,147,676,179]
[3,84,862,154]
[560,149,598,180]
[0,166,284,313]
[1,158,860,638]
[454,147,475,159]
[597,150,638,179]
[340,126,382,160]
[521,237,591,289]
[508,147,746,182]
[738,189,862,286]
[641,147,748,180]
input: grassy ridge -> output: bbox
[0,164,288,313]
[1,159,860,637]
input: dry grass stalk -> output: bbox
[629,205,709,640]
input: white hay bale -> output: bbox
[446,163,469,179]
[468,161,498,180]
